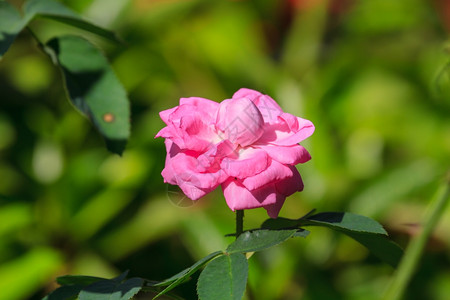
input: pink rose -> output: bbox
[155,88,314,218]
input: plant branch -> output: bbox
[382,175,450,300]
[236,210,244,239]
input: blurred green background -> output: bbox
[1,0,450,299]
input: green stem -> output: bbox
[235,209,254,300]
[382,176,450,300]
[236,210,244,239]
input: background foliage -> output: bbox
[0,0,449,299]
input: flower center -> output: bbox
[215,97,265,147]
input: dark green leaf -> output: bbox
[227,229,297,254]
[42,285,83,300]
[260,217,301,230]
[78,277,143,300]
[23,0,120,42]
[44,36,130,154]
[0,2,28,57]
[301,212,402,267]
[260,209,317,230]
[112,271,129,283]
[105,139,129,156]
[151,251,223,299]
[57,275,105,286]
[303,212,388,235]
[345,231,403,268]
[197,253,248,300]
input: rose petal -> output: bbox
[179,114,218,151]
[168,104,214,125]
[232,88,283,124]
[155,126,173,139]
[179,97,219,119]
[256,113,315,146]
[222,178,278,211]
[275,166,304,196]
[241,160,293,190]
[159,107,177,124]
[221,147,270,178]
[155,125,199,151]
[160,140,179,185]
[257,144,311,165]
[156,88,314,215]
[180,114,215,138]
[197,139,236,172]
[170,152,227,190]
[161,138,227,201]
[264,168,303,218]
[263,194,286,218]
[215,97,264,147]
[177,178,209,200]
[157,106,221,151]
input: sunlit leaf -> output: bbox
[227,229,298,254]
[0,2,27,57]
[23,0,120,42]
[197,253,248,300]
[1,0,120,58]
[293,229,310,238]
[44,36,130,154]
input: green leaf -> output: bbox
[293,229,310,238]
[0,2,28,57]
[78,277,143,300]
[112,271,129,283]
[44,36,130,154]
[151,251,223,299]
[42,284,83,300]
[303,212,388,235]
[301,212,403,267]
[227,229,298,254]
[260,209,317,230]
[1,0,120,58]
[197,253,248,300]
[345,231,403,268]
[262,212,401,266]
[56,275,105,286]
[260,217,301,230]
[23,0,120,42]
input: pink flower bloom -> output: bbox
[155,88,314,218]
